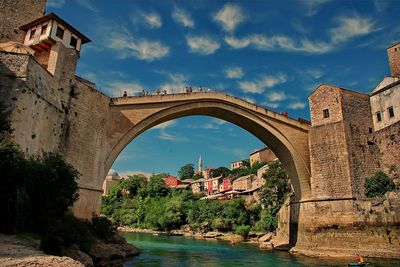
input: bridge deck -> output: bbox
[109,92,310,131]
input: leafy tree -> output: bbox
[249,161,266,175]
[365,171,396,198]
[260,161,291,208]
[192,173,204,180]
[213,166,231,178]
[144,175,169,197]
[150,173,169,180]
[178,163,195,179]
[121,175,147,197]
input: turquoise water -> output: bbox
[122,232,399,267]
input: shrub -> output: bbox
[235,225,250,237]
[91,215,116,240]
[365,171,396,198]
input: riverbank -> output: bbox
[0,232,140,267]
[118,226,281,249]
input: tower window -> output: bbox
[70,36,78,48]
[323,109,329,118]
[376,111,382,122]
[29,29,36,40]
[55,26,64,39]
[388,106,394,118]
[41,24,47,35]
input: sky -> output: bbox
[46,0,400,177]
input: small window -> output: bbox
[388,106,394,118]
[55,26,64,39]
[323,109,329,118]
[29,29,36,40]
[376,111,382,122]
[41,24,47,35]
[70,36,78,48]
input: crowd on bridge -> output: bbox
[121,86,215,98]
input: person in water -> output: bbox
[356,254,364,263]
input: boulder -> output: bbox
[112,242,140,258]
[170,230,184,236]
[88,240,125,261]
[61,245,93,267]
[204,232,224,238]
[259,242,274,250]
[259,233,273,242]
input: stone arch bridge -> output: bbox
[69,91,311,218]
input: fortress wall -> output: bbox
[0,52,65,155]
[63,78,110,218]
[341,90,378,198]
[294,194,400,258]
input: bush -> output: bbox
[365,171,396,198]
[235,225,250,237]
[41,215,93,254]
[91,215,116,240]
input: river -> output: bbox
[121,232,400,266]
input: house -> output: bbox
[249,147,277,166]
[164,176,181,188]
[19,12,90,74]
[191,178,205,194]
[219,177,233,193]
[206,176,223,195]
[232,174,256,191]
[231,160,244,170]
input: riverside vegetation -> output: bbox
[0,104,139,266]
[101,160,292,238]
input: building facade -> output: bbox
[249,147,277,166]
[102,169,121,195]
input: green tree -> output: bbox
[143,175,169,197]
[260,161,291,208]
[192,173,204,180]
[178,163,194,179]
[365,171,396,198]
[121,175,147,197]
[213,166,231,178]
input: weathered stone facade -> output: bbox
[0,0,46,43]
[388,42,400,78]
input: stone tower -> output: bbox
[198,155,202,172]
[387,42,400,77]
[0,0,46,43]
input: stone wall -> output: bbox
[0,0,46,43]
[388,43,400,78]
[309,85,343,126]
[294,194,400,258]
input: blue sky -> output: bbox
[46,0,399,177]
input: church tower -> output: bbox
[387,42,400,77]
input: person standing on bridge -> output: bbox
[123,91,127,97]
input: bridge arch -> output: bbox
[105,93,311,201]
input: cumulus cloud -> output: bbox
[214,3,246,32]
[143,12,162,28]
[330,15,377,43]
[238,73,287,94]
[172,7,194,28]
[287,101,307,110]
[225,67,244,79]
[47,0,65,8]
[224,36,251,49]
[109,82,144,97]
[267,91,286,102]
[186,35,220,55]
[107,31,169,61]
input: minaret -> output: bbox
[198,155,202,172]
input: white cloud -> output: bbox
[225,67,244,79]
[224,36,251,49]
[300,68,324,79]
[299,0,332,16]
[238,81,261,94]
[214,3,246,32]
[373,0,389,12]
[47,0,65,8]
[264,102,279,109]
[172,7,194,28]
[244,97,256,104]
[186,36,220,55]
[143,12,162,28]
[73,0,98,12]
[107,31,169,61]
[267,91,286,102]
[152,120,176,130]
[213,118,227,125]
[118,171,152,179]
[287,101,306,110]
[238,73,287,94]
[158,130,189,142]
[330,15,377,43]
